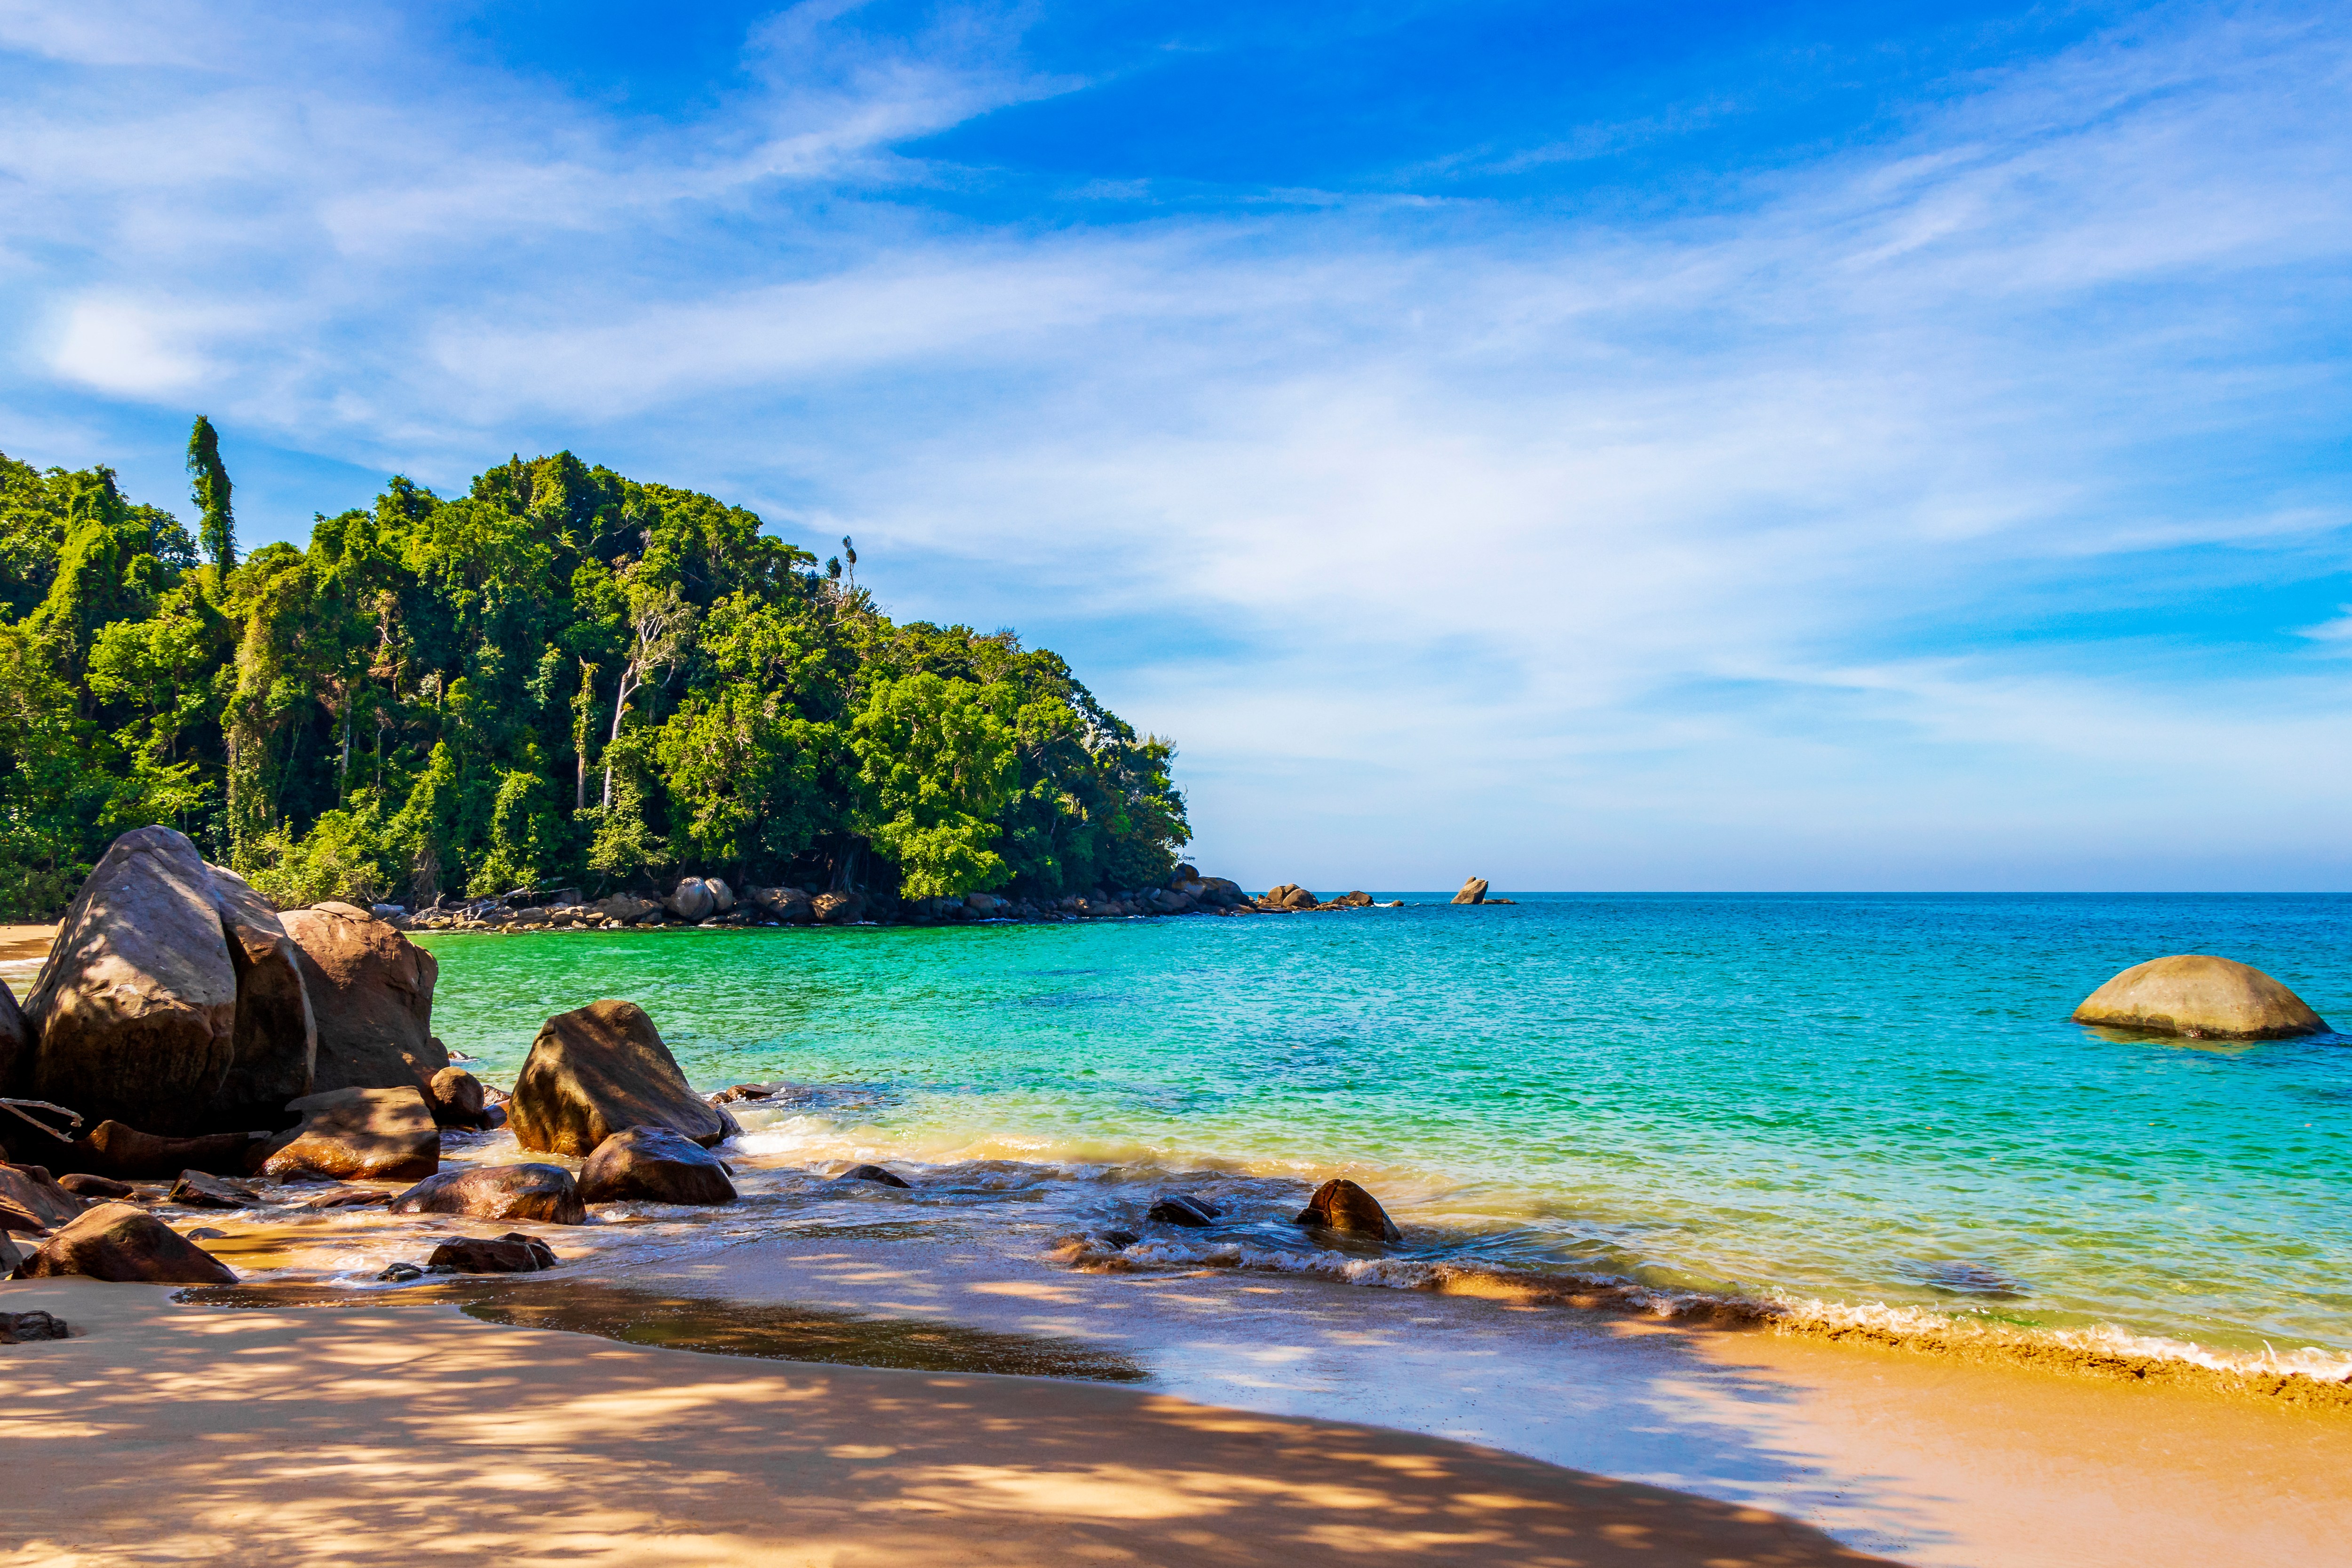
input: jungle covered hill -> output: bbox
[0,423,1188,919]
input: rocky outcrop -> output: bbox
[1451,878,1488,906]
[19,1201,236,1284]
[812,890,866,925]
[664,879,717,922]
[280,901,445,1097]
[1255,884,1317,912]
[2072,955,2329,1040]
[260,1086,440,1181]
[23,827,238,1136]
[1333,891,1374,908]
[0,1162,84,1229]
[835,1162,910,1188]
[201,863,317,1129]
[576,1125,737,1206]
[166,1170,262,1209]
[428,1232,556,1273]
[428,1067,488,1129]
[592,893,661,926]
[508,1000,735,1157]
[746,886,815,923]
[1294,1178,1403,1242]
[389,1163,585,1225]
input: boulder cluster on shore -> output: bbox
[0,826,1422,1297]
[388,865,1403,933]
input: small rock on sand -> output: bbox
[18,1201,236,1284]
[0,1310,70,1343]
[429,1233,557,1274]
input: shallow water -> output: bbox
[405,895,2352,1368]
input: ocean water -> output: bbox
[413,893,2352,1368]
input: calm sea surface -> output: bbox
[416,894,2352,1362]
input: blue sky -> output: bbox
[2,0,2348,888]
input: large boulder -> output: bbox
[508,1000,735,1156]
[2073,955,2329,1040]
[702,878,737,914]
[746,886,815,923]
[1451,877,1488,906]
[664,879,716,923]
[23,827,238,1135]
[812,890,866,925]
[1294,1178,1404,1242]
[1257,884,1317,912]
[18,1201,236,1284]
[593,893,661,926]
[201,862,317,1128]
[281,901,446,1096]
[260,1086,439,1181]
[577,1125,736,1206]
[389,1163,585,1225]
[0,977,32,1097]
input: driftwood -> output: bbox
[0,1099,83,1144]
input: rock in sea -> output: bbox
[166,1170,262,1210]
[508,999,737,1156]
[428,1232,557,1274]
[577,1125,737,1206]
[1147,1194,1220,1227]
[1294,1178,1404,1242]
[281,900,447,1096]
[428,1066,488,1129]
[390,1163,586,1225]
[2072,955,2329,1040]
[261,1086,440,1181]
[1451,877,1488,905]
[18,1201,236,1284]
[835,1162,911,1188]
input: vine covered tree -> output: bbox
[185,416,235,572]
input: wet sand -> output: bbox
[0,923,53,965]
[0,1276,1888,1568]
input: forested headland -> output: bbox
[0,422,1188,918]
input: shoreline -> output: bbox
[0,1275,1894,1568]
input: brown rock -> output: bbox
[2073,955,2329,1040]
[167,1170,262,1209]
[711,1082,785,1104]
[19,1201,235,1284]
[835,1162,911,1188]
[297,1185,389,1210]
[577,1126,736,1207]
[0,1162,85,1229]
[812,890,866,925]
[1451,877,1489,905]
[66,1122,260,1180]
[1334,891,1374,907]
[1147,1194,1220,1227]
[23,827,238,1135]
[1257,884,1317,912]
[280,901,446,1096]
[508,1000,734,1157]
[664,879,717,922]
[389,1163,585,1225]
[1294,1178,1404,1242]
[200,862,318,1129]
[0,1309,69,1342]
[593,894,661,926]
[428,1067,487,1129]
[0,977,33,1099]
[56,1172,133,1200]
[428,1232,556,1274]
[746,886,815,923]
[261,1086,440,1181]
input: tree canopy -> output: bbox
[0,431,1187,915]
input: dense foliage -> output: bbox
[0,432,1186,916]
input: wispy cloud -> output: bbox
[0,0,2346,885]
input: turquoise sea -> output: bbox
[416,893,2352,1368]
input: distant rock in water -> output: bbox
[2072,955,2328,1040]
[1294,1178,1404,1242]
[429,1232,557,1274]
[1256,884,1317,912]
[1451,877,1488,905]
[835,1162,911,1188]
[1147,1194,1220,1227]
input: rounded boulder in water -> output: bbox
[577,1126,737,1206]
[390,1163,586,1225]
[834,1162,910,1189]
[1294,1178,1403,1243]
[2073,955,2328,1040]
[1147,1194,1220,1227]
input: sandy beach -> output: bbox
[0,925,53,967]
[0,1276,1889,1568]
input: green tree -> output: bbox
[849,672,1018,898]
[186,415,235,572]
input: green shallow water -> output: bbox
[417,893,2352,1363]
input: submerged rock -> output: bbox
[2073,955,2328,1040]
[577,1125,736,1207]
[428,1232,557,1274]
[261,1086,440,1181]
[1146,1194,1221,1227]
[19,1201,236,1284]
[1294,1178,1404,1242]
[390,1163,585,1225]
[1451,877,1488,905]
[509,1000,736,1157]
[166,1170,262,1209]
[834,1162,911,1188]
